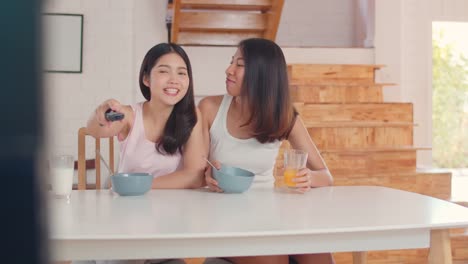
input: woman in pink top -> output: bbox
[87,43,205,189]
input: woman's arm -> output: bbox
[198,96,224,190]
[198,96,222,154]
[86,99,133,140]
[151,107,207,189]
[288,116,334,187]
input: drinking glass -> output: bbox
[50,154,74,200]
[283,149,308,188]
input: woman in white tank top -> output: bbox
[199,39,335,264]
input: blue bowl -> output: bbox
[212,164,255,193]
[111,173,153,196]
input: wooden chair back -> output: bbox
[77,127,115,190]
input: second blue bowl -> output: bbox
[212,164,255,193]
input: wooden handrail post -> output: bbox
[171,0,181,43]
[264,0,284,40]
[77,127,87,190]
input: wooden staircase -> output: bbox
[279,63,468,263]
[169,0,284,46]
[283,64,451,199]
[183,64,467,264]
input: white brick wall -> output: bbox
[43,0,166,164]
[43,0,166,185]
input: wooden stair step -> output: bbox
[291,84,382,103]
[320,146,431,153]
[320,147,431,174]
[176,31,261,46]
[292,83,396,88]
[291,79,381,86]
[452,231,468,263]
[180,0,273,11]
[304,121,415,127]
[288,64,385,76]
[321,148,419,175]
[308,125,414,149]
[328,166,450,180]
[451,229,468,237]
[288,64,384,84]
[276,146,429,175]
[450,200,468,261]
[178,12,266,32]
[296,103,413,123]
[171,0,284,45]
[290,83,395,103]
[333,170,451,200]
[278,143,429,154]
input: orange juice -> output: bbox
[284,169,297,187]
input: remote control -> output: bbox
[105,109,125,122]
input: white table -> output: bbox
[49,186,468,263]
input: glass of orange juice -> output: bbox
[283,149,308,188]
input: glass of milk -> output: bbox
[50,154,74,200]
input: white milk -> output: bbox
[51,167,74,196]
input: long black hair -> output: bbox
[238,38,297,143]
[138,43,197,155]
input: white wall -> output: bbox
[276,0,374,47]
[277,0,356,47]
[374,0,468,167]
[43,0,167,162]
[132,0,168,101]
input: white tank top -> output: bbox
[209,95,281,188]
[118,102,182,178]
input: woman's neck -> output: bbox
[231,96,252,124]
[232,96,250,114]
[141,100,174,142]
[143,100,173,122]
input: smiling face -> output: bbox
[225,48,245,96]
[143,52,189,106]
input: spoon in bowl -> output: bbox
[203,157,219,171]
[96,149,114,176]
[96,149,116,192]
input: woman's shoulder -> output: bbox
[198,95,224,113]
[198,95,225,125]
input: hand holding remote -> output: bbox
[94,99,124,128]
[105,108,125,122]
